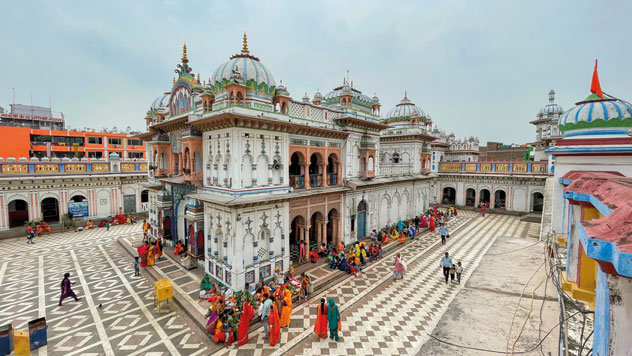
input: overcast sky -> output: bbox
[1,0,631,144]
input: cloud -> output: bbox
[1,0,631,144]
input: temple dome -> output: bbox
[383,92,427,127]
[210,34,275,94]
[536,89,564,119]
[559,63,632,138]
[151,92,171,111]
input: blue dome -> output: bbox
[151,92,171,111]
[536,90,564,119]
[559,95,632,137]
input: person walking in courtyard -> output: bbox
[26,225,34,244]
[456,261,463,284]
[393,252,405,281]
[314,297,328,338]
[440,224,449,245]
[440,252,453,284]
[327,297,341,341]
[280,286,292,328]
[261,293,272,339]
[134,256,140,276]
[237,300,254,346]
[58,273,80,306]
[480,202,487,217]
[105,220,110,231]
[429,215,436,231]
[268,295,281,346]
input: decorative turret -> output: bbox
[302,93,310,103]
[372,93,381,116]
[312,89,323,106]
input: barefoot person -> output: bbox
[59,273,80,306]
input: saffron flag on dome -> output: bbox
[591,59,603,98]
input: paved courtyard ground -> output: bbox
[0,211,541,355]
[0,224,209,356]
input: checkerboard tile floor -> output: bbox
[0,224,208,356]
[208,212,529,356]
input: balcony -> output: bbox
[310,175,322,188]
[327,173,338,186]
[290,175,304,189]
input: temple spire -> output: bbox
[591,59,603,98]
[182,43,189,63]
[241,32,249,54]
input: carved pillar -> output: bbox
[303,162,310,189]
[321,162,328,188]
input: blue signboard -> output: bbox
[68,201,89,217]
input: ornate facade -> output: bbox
[139,36,549,291]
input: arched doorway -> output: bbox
[357,200,367,238]
[326,154,338,185]
[8,199,28,228]
[326,208,339,245]
[70,195,86,202]
[442,187,456,204]
[479,189,491,206]
[532,192,544,212]
[465,188,476,206]
[290,215,305,264]
[163,216,172,239]
[289,152,304,189]
[494,190,506,209]
[41,197,59,223]
[308,153,323,187]
[310,211,324,250]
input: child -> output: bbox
[449,263,456,283]
[105,220,110,231]
[456,261,463,284]
[134,256,140,276]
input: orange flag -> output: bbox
[591,59,603,98]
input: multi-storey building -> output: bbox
[530,89,563,162]
[0,126,146,160]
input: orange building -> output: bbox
[0,126,146,160]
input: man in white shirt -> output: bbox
[260,294,272,339]
[439,252,453,284]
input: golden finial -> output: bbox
[182,43,188,63]
[197,73,201,83]
[203,80,206,86]
[173,77,176,85]
[404,90,407,99]
[351,80,353,87]
[241,32,249,54]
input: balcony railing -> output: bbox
[327,173,338,185]
[290,175,304,189]
[310,175,322,187]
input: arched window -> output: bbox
[392,153,400,164]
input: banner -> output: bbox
[68,201,89,217]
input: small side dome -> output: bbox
[40,157,49,162]
[62,157,70,162]
[7,157,16,162]
[31,157,39,161]
[81,157,89,161]
[71,157,79,161]
[313,90,323,101]
[372,94,380,104]
[109,152,120,159]
[51,157,60,162]
[302,93,310,103]
[276,80,289,96]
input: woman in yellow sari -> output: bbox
[280,287,292,328]
[147,242,156,266]
[391,228,400,242]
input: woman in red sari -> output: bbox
[429,216,436,232]
[313,298,328,338]
[237,301,254,346]
[136,242,150,267]
[268,295,281,346]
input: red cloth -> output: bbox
[136,245,149,267]
[309,251,318,263]
[313,304,328,338]
[237,302,254,346]
[429,217,436,231]
[268,303,281,346]
[591,59,603,98]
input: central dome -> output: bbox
[210,34,276,94]
[536,90,564,120]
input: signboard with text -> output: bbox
[68,201,89,217]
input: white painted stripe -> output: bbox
[38,255,48,356]
[70,250,115,355]
[97,244,182,356]
[0,261,7,286]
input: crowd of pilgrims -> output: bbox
[189,205,458,348]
